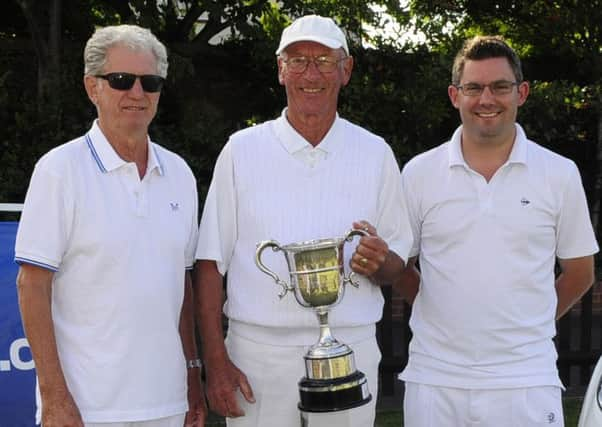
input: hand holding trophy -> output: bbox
[255,228,372,415]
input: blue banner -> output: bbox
[0,222,36,426]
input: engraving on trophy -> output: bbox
[255,229,372,413]
[294,248,340,307]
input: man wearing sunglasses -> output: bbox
[398,36,598,427]
[195,14,412,427]
[15,25,205,426]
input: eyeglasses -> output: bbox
[96,72,165,93]
[455,80,519,96]
[282,56,348,74]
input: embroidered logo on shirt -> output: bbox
[547,412,556,423]
[170,202,180,211]
[520,197,531,206]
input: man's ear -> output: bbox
[341,56,354,87]
[83,75,99,105]
[448,85,460,109]
[517,81,530,107]
[277,57,286,86]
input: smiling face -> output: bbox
[84,44,161,141]
[278,41,353,130]
[448,57,529,148]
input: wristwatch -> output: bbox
[187,358,202,369]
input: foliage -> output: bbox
[519,81,599,201]
[406,0,602,238]
[341,45,455,166]
[1,0,600,217]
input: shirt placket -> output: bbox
[123,163,149,218]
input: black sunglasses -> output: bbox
[96,72,165,93]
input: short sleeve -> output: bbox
[195,142,237,275]
[556,163,599,259]
[15,158,73,271]
[184,168,199,270]
[375,145,413,263]
[400,160,422,258]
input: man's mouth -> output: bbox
[475,111,500,118]
[302,88,322,94]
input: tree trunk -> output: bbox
[16,0,62,121]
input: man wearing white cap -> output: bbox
[195,15,412,427]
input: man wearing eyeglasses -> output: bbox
[398,36,598,427]
[15,25,205,426]
[195,14,412,427]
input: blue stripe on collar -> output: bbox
[85,133,107,173]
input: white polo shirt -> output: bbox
[400,124,599,389]
[15,121,198,422]
[196,110,413,345]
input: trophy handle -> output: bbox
[342,228,369,288]
[255,240,292,298]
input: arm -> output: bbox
[195,260,254,418]
[16,264,83,427]
[393,256,420,305]
[350,220,405,285]
[350,147,413,285]
[180,271,207,426]
[555,255,596,319]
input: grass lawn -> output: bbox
[375,397,583,427]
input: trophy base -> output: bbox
[298,371,372,413]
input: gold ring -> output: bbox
[360,257,368,265]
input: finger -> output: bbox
[354,243,383,262]
[208,392,229,416]
[225,392,245,418]
[192,404,206,427]
[184,410,194,427]
[239,376,256,403]
[350,254,372,274]
[359,234,387,250]
[353,220,376,235]
[358,242,389,267]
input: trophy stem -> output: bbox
[316,309,339,348]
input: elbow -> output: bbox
[16,267,28,298]
[586,270,597,289]
[584,259,597,289]
[393,270,419,305]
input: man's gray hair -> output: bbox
[84,24,168,77]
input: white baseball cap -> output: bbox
[275,15,349,56]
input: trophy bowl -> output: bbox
[255,229,372,413]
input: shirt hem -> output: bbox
[229,320,375,346]
[398,371,565,391]
[80,402,188,423]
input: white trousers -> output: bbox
[403,382,564,427]
[225,331,381,427]
[84,414,185,427]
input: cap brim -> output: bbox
[276,36,347,55]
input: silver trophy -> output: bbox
[255,229,372,414]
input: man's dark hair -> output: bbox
[452,35,523,85]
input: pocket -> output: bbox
[520,386,563,426]
[403,382,433,427]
